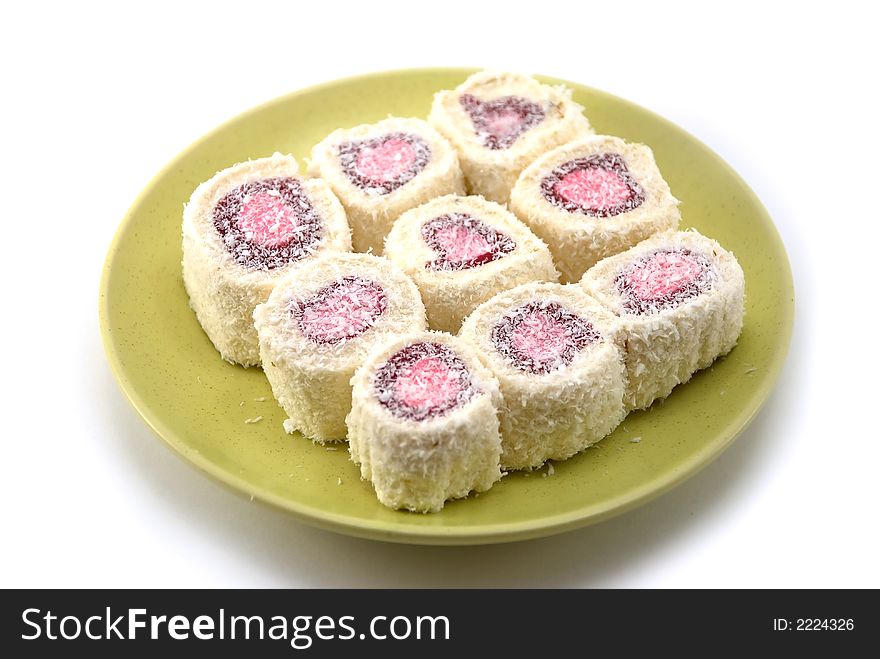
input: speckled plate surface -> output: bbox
[99,68,794,545]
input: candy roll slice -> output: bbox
[182,154,352,366]
[460,282,626,471]
[347,331,503,512]
[510,135,681,283]
[383,194,559,333]
[429,70,593,203]
[581,229,745,410]
[253,253,426,442]
[307,117,464,254]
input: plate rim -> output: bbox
[98,67,795,545]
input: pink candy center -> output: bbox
[355,138,418,183]
[236,191,298,247]
[554,167,633,211]
[299,279,386,344]
[394,357,462,411]
[510,310,570,363]
[431,223,494,264]
[459,94,546,150]
[422,213,516,271]
[483,108,526,141]
[625,251,705,300]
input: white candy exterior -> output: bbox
[253,253,426,442]
[460,282,626,470]
[384,194,559,333]
[182,154,352,366]
[308,117,464,253]
[429,70,593,203]
[510,135,680,283]
[347,331,503,512]
[581,230,745,410]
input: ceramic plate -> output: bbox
[99,68,794,545]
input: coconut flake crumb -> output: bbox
[254,396,267,402]
[337,477,342,485]
[547,463,555,476]
[745,367,758,374]
[244,416,263,424]
[325,446,338,451]
[239,400,245,407]
[630,436,642,443]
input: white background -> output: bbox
[2,1,878,588]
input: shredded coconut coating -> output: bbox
[253,252,426,441]
[581,229,745,410]
[384,194,559,333]
[307,117,464,253]
[429,71,593,203]
[460,282,626,470]
[510,135,681,283]
[347,331,503,512]
[182,153,352,366]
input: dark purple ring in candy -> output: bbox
[212,177,323,270]
[373,342,478,422]
[292,276,388,345]
[337,132,431,196]
[614,249,716,315]
[540,153,645,217]
[491,301,600,375]
[459,94,546,150]
[421,213,516,272]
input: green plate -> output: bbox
[99,68,794,545]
